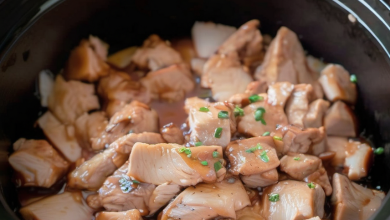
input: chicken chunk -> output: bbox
[188,101,236,148]
[37,111,82,162]
[184,96,210,113]
[319,64,357,104]
[240,169,278,188]
[171,38,197,65]
[228,81,268,106]
[303,99,330,128]
[324,101,356,137]
[235,201,264,220]
[95,210,142,220]
[161,123,185,144]
[107,46,138,68]
[91,101,159,151]
[261,180,325,220]
[344,140,373,180]
[127,143,226,186]
[110,132,165,154]
[331,173,384,220]
[63,37,110,82]
[326,136,348,167]
[267,82,295,107]
[47,75,100,124]
[131,34,183,71]
[238,94,288,137]
[161,177,250,220]
[140,63,195,102]
[285,84,315,127]
[74,111,108,150]
[190,57,207,76]
[148,183,181,215]
[19,192,93,220]
[9,138,69,188]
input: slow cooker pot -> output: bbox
[1,0,390,219]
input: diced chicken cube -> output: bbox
[19,192,93,220]
[228,81,268,106]
[184,97,210,114]
[331,173,384,220]
[326,136,348,167]
[47,75,100,124]
[148,183,181,215]
[9,138,69,188]
[95,209,142,220]
[161,123,185,144]
[324,101,356,137]
[127,143,226,186]
[344,140,373,180]
[261,180,325,220]
[107,46,138,68]
[240,169,278,188]
[74,112,108,150]
[161,177,250,220]
[235,201,264,220]
[140,63,195,102]
[319,64,357,104]
[110,132,165,154]
[303,99,330,128]
[285,84,315,127]
[267,82,295,107]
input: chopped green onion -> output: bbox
[199,107,209,112]
[234,106,244,117]
[194,142,203,147]
[201,161,208,166]
[214,127,223,138]
[307,182,316,189]
[132,180,140,184]
[218,111,229,119]
[245,144,262,153]
[268,193,279,202]
[273,136,283,141]
[260,151,269,162]
[254,107,266,125]
[214,161,223,172]
[262,131,270,136]
[350,74,357,83]
[374,147,384,155]
[179,147,192,156]
[212,151,219,158]
[293,157,300,161]
[249,94,263,103]
[128,116,132,120]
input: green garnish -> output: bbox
[199,107,209,112]
[374,147,384,155]
[260,151,269,162]
[245,143,262,153]
[119,176,138,193]
[234,106,244,117]
[350,74,357,83]
[218,111,229,119]
[249,94,263,103]
[273,136,283,141]
[262,131,270,136]
[212,151,219,158]
[201,161,208,166]
[268,193,279,202]
[179,147,192,157]
[214,161,223,172]
[128,116,132,120]
[307,182,316,189]
[132,180,140,184]
[254,107,266,125]
[214,127,223,138]
[293,157,300,161]
[194,142,203,147]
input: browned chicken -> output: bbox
[110,132,165,154]
[331,173,385,220]
[261,180,325,220]
[324,101,356,137]
[229,81,270,107]
[303,99,330,128]
[74,111,108,150]
[37,111,82,162]
[9,138,69,188]
[184,96,210,113]
[344,140,373,181]
[161,177,250,220]
[188,101,236,148]
[240,169,278,188]
[148,183,181,215]
[161,123,185,144]
[235,201,264,220]
[326,136,348,167]
[285,84,315,127]
[267,82,295,107]
[319,64,357,104]
[19,192,93,220]
[63,36,110,82]
[91,101,159,151]
[131,34,183,71]
[95,209,142,220]
[140,63,195,102]
[127,143,226,186]
[280,154,332,195]
[171,38,197,65]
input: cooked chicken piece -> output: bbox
[131,34,183,71]
[140,63,195,102]
[261,180,325,220]
[303,99,330,128]
[47,75,100,124]
[280,154,332,195]
[235,201,264,220]
[188,101,236,148]
[161,123,185,144]
[110,132,165,154]
[39,69,54,107]
[326,136,348,167]
[107,46,138,68]
[74,111,108,150]
[238,94,288,137]
[37,111,82,162]
[254,27,323,98]
[9,138,68,188]
[88,35,109,60]
[306,217,322,220]
[127,143,226,186]
[191,58,207,76]
[331,173,384,220]
[184,97,210,114]
[267,82,295,108]
[191,21,237,58]
[68,148,127,190]
[241,169,278,188]
[285,84,315,127]
[344,140,373,181]
[148,183,181,215]
[306,55,327,73]
[319,64,357,104]
[311,137,327,156]
[171,38,197,65]
[324,101,356,137]
[202,52,253,100]
[95,209,142,220]
[19,192,93,220]
[161,177,250,220]
[229,81,268,106]
[225,136,280,175]
[91,101,159,151]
